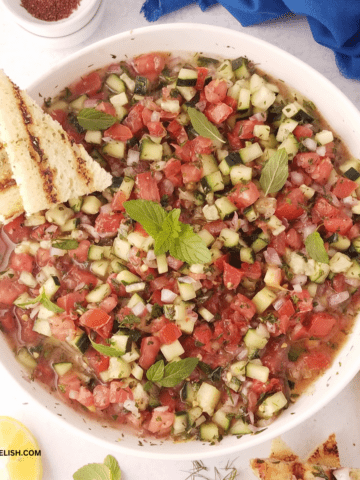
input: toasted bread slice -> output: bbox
[306,433,340,468]
[0,141,24,223]
[0,70,112,216]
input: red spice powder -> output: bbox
[21,0,81,22]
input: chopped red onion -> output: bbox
[273,297,285,311]
[132,301,145,316]
[69,390,79,400]
[291,274,307,286]
[153,171,163,182]
[250,112,267,122]
[333,468,351,480]
[345,277,360,287]
[81,224,100,241]
[328,291,350,307]
[263,247,282,266]
[124,400,140,417]
[302,137,317,151]
[313,302,326,312]
[127,149,140,166]
[316,145,326,156]
[342,195,359,206]
[100,203,112,214]
[290,171,304,185]
[45,224,58,233]
[30,305,40,319]
[83,98,99,108]
[150,110,161,122]
[49,247,67,257]
[154,405,169,412]
[292,284,302,293]
[302,224,317,239]
[75,282,86,292]
[330,193,341,207]
[123,167,135,177]
[161,289,177,303]
[107,64,122,74]
[195,100,207,112]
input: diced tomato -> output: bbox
[167,256,184,270]
[191,136,213,156]
[72,72,102,96]
[223,262,243,290]
[93,385,111,410]
[95,101,117,117]
[158,389,177,411]
[332,177,358,199]
[30,223,59,241]
[269,231,287,256]
[195,67,208,90]
[181,163,203,183]
[95,212,123,233]
[133,52,166,82]
[158,323,182,345]
[80,308,111,329]
[112,191,128,213]
[3,215,30,243]
[275,188,305,220]
[204,79,227,104]
[0,279,27,306]
[147,121,166,137]
[164,158,183,187]
[261,339,289,375]
[213,253,230,272]
[193,323,212,345]
[109,381,133,403]
[324,216,353,235]
[224,95,237,110]
[9,252,34,273]
[230,293,257,320]
[138,336,161,370]
[33,359,55,385]
[303,351,331,370]
[308,157,333,185]
[123,103,144,134]
[49,315,77,342]
[65,266,98,289]
[136,172,160,202]
[312,197,339,220]
[235,120,262,140]
[332,274,346,293]
[205,102,233,124]
[228,182,260,209]
[0,310,15,332]
[308,312,336,337]
[348,223,360,240]
[99,295,118,313]
[68,240,90,263]
[278,299,295,318]
[57,291,87,313]
[57,371,81,399]
[295,152,320,169]
[325,142,336,158]
[203,220,227,236]
[291,290,313,313]
[227,131,244,150]
[50,109,67,127]
[167,120,188,144]
[240,261,262,280]
[285,228,303,249]
[104,123,133,141]
[76,386,94,407]
[293,125,313,140]
[147,410,174,434]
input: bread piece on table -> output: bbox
[0,141,24,223]
[305,433,340,468]
[0,70,112,216]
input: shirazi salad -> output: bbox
[1,51,360,443]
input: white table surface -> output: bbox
[1,1,360,478]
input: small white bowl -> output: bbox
[0,0,101,38]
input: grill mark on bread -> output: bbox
[12,82,59,205]
[75,155,92,187]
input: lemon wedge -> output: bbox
[0,417,43,480]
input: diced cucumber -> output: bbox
[45,203,74,226]
[157,254,168,274]
[101,357,132,381]
[329,252,353,273]
[131,364,144,381]
[253,124,270,140]
[60,218,80,232]
[187,406,203,427]
[160,340,185,362]
[120,72,135,92]
[17,347,37,370]
[109,92,128,107]
[214,197,237,220]
[276,118,298,142]
[251,85,276,110]
[40,275,60,299]
[85,130,102,144]
[173,412,189,435]
[197,382,221,416]
[199,422,219,442]
[246,362,270,383]
[140,138,163,161]
[19,271,37,288]
[70,94,87,111]
[345,260,360,279]
[299,184,315,200]
[127,232,147,250]
[106,74,126,93]
[125,282,146,293]
[309,262,330,284]
[200,154,219,177]
[252,286,277,313]
[212,409,231,431]
[277,133,299,159]
[315,129,334,145]
[68,329,90,354]
[249,73,266,93]
[240,247,255,264]
[113,238,131,261]
[198,307,214,322]
[244,328,268,352]
[81,196,102,215]
[103,141,126,159]
[53,362,73,376]
[251,231,270,253]
[116,270,140,285]
[118,176,135,198]
[68,197,83,212]
[91,260,110,278]
[230,164,252,185]
[32,318,52,337]
[201,171,224,193]
[243,206,258,222]
[238,88,251,110]
[230,360,247,377]
[229,419,252,436]
[203,204,220,221]
[197,229,215,246]
[85,283,111,303]
[178,281,196,301]
[239,143,263,163]
[258,391,287,419]
[122,344,140,363]
[219,228,239,247]
[127,293,145,309]
[88,245,107,261]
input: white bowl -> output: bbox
[0,0,101,38]
[2,23,360,460]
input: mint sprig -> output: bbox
[259,148,289,196]
[89,338,125,358]
[305,231,329,264]
[187,107,225,143]
[17,289,64,314]
[123,200,211,265]
[146,357,199,387]
[73,454,121,480]
[77,108,117,131]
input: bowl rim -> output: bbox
[4,22,360,460]
[0,0,100,37]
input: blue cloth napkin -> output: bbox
[140,0,360,80]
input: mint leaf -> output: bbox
[259,148,289,196]
[90,338,125,357]
[52,239,79,250]
[158,358,199,388]
[187,107,224,143]
[169,225,211,265]
[146,359,165,382]
[124,200,166,238]
[73,462,112,480]
[38,291,64,313]
[77,108,117,131]
[118,314,141,327]
[154,209,181,256]
[305,231,329,264]
[104,455,121,480]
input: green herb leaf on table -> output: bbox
[259,148,289,196]
[146,359,165,383]
[158,357,199,388]
[77,108,117,131]
[187,107,225,144]
[305,231,329,264]
[124,200,211,265]
[123,200,167,239]
[104,455,121,480]
[90,339,124,358]
[52,239,79,250]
